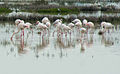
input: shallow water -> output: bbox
[0,22,120,74]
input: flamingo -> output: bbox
[80,27,87,38]
[11,20,27,40]
[42,17,50,24]
[100,22,115,33]
[68,23,74,28]
[53,19,62,27]
[80,27,86,34]
[36,21,48,36]
[72,19,81,24]
[52,19,63,37]
[72,19,82,33]
[42,17,51,28]
[101,22,114,29]
[15,19,21,26]
[75,21,82,28]
[36,21,48,29]
[83,19,94,28]
[61,24,71,37]
[45,22,51,28]
[24,22,33,36]
[83,19,87,26]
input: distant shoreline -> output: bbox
[0,4,120,23]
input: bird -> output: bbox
[68,23,74,28]
[45,22,51,28]
[42,17,50,24]
[15,19,21,26]
[79,27,87,38]
[61,24,71,37]
[11,20,27,40]
[101,22,114,29]
[83,19,87,26]
[72,19,81,24]
[75,21,82,28]
[53,19,62,27]
[80,27,86,34]
[36,21,48,30]
[36,21,48,36]
[83,19,94,28]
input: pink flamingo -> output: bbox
[15,19,21,26]
[61,24,72,37]
[72,19,81,24]
[68,23,74,28]
[11,20,26,40]
[101,22,114,29]
[11,20,33,40]
[83,19,94,28]
[42,17,51,28]
[72,19,82,33]
[36,21,48,36]
[52,19,62,37]
[42,17,50,24]
[53,19,62,27]
[80,27,87,38]
[100,22,115,33]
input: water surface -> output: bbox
[0,21,120,74]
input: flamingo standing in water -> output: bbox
[68,23,74,28]
[36,21,48,36]
[61,24,72,37]
[72,19,82,34]
[11,20,26,40]
[72,19,82,28]
[53,19,62,27]
[11,19,33,40]
[101,22,114,29]
[52,19,62,37]
[42,17,50,24]
[83,19,94,28]
[72,19,81,24]
[42,17,51,28]
[15,19,21,26]
[100,22,115,33]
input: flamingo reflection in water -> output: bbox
[100,32,114,47]
[34,33,50,58]
[10,34,31,56]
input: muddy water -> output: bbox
[0,22,120,74]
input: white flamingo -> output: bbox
[83,19,94,28]
[36,21,48,36]
[53,19,62,26]
[100,22,115,33]
[72,19,81,24]
[15,19,21,26]
[42,17,50,24]
[11,20,27,40]
[101,22,114,29]
[68,23,74,28]
[61,24,71,37]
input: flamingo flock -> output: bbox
[11,17,115,40]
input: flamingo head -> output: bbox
[15,20,21,26]
[36,21,40,25]
[46,22,51,27]
[86,23,89,27]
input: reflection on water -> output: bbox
[0,21,120,74]
[0,22,120,58]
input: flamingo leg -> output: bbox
[65,31,67,37]
[52,30,55,37]
[30,28,33,37]
[11,30,20,40]
[22,29,24,37]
